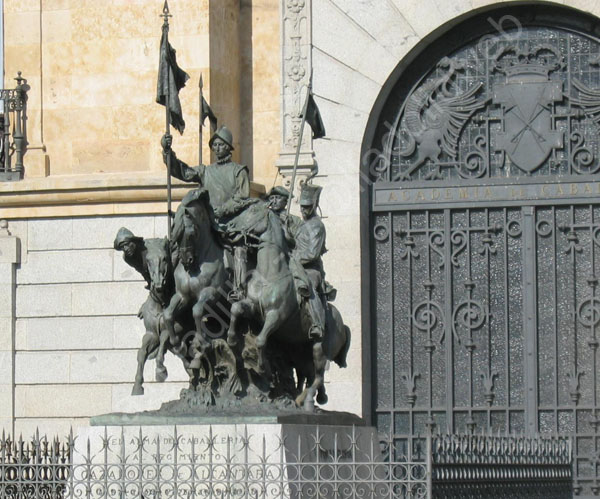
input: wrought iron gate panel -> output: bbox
[367,15,600,494]
[373,209,526,449]
[534,204,600,493]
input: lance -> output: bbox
[160,1,173,240]
[199,73,203,166]
[285,76,312,217]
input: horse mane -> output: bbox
[266,208,290,255]
[172,188,221,246]
[144,237,170,256]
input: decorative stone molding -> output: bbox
[277,0,316,195]
[0,174,265,219]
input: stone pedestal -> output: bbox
[74,415,382,499]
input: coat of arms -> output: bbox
[492,45,565,174]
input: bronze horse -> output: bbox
[226,202,351,410]
[131,237,194,395]
[163,189,228,352]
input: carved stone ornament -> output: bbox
[277,0,315,181]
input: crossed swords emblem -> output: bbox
[506,87,548,154]
[494,80,563,173]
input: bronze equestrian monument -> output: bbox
[80,4,372,496]
[107,137,352,416]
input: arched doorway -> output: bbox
[361,2,600,493]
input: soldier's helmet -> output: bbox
[267,185,291,199]
[113,227,143,250]
[299,183,322,208]
[209,126,234,150]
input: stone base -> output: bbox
[90,409,365,427]
[75,421,381,499]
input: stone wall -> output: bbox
[2,0,279,198]
[5,216,189,435]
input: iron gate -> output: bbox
[366,16,600,495]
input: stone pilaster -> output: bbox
[276,0,316,196]
[0,220,19,435]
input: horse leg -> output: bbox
[164,293,186,347]
[295,370,315,407]
[256,309,282,376]
[296,370,306,393]
[227,299,254,347]
[154,319,170,382]
[192,288,220,348]
[132,330,159,396]
[316,385,328,405]
[304,342,327,411]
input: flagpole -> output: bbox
[199,73,203,166]
[286,78,312,217]
[161,0,173,241]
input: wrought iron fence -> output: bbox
[0,427,572,498]
[431,433,573,498]
[0,72,29,182]
[0,426,428,499]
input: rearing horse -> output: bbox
[226,202,351,410]
[163,189,228,351]
[131,237,194,395]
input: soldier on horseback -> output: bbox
[264,184,327,341]
[161,126,254,301]
[266,184,337,341]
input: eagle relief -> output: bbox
[399,56,488,180]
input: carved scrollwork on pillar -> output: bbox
[277,0,315,186]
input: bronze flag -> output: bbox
[156,29,189,134]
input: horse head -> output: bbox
[227,201,287,251]
[145,237,173,305]
[179,209,201,271]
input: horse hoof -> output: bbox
[227,335,238,347]
[131,385,144,396]
[316,392,328,405]
[155,367,168,382]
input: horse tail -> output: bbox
[333,325,351,368]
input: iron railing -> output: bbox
[0,72,29,181]
[0,427,572,498]
[431,433,573,498]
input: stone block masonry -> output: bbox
[9,215,189,434]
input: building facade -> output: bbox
[3,0,600,494]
